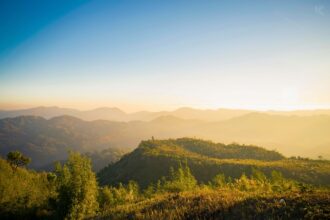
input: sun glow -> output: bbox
[281,87,299,102]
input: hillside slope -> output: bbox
[0,116,128,168]
[98,138,330,188]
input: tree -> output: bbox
[163,162,197,192]
[55,151,99,220]
[212,173,226,188]
[6,151,31,171]
[127,180,139,201]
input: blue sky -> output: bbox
[0,0,330,111]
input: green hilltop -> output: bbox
[98,138,330,188]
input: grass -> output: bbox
[94,188,330,220]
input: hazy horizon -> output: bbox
[2,104,330,113]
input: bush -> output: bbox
[162,162,197,192]
[99,180,140,208]
[211,173,227,188]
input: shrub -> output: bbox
[211,173,227,188]
[162,162,197,192]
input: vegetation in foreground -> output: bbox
[1,138,330,219]
[96,188,330,220]
[95,161,330,219]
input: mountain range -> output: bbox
[1,106,330,122]
[0,110,330,169]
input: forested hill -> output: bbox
[98,138,330,188]
[0,115,128,169]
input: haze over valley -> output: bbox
[1,106,330,170]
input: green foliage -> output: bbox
[0,158,55,219]
[251,168,267,183]
[6,151,31,170]
[99,163,198,210]
[175,138,285,161]
[99,189,330,220]
[1,138,330,219]
[235,173,251,191]
[55,151,99,220]
[98,138,330,188]
[98,169,329,220]
[143,183,156,198]
[205,168,308,195]
[211,173,226,188]
[98,181,140,209]
[161,162,197,192]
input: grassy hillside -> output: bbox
[98,138,330,188]
[96,188,330,220]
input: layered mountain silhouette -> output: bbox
[0,111,330,169]
[2,106,330,122]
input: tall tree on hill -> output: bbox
[55,151,99,220]
[6,151,31,171]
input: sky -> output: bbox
[0,0,330,112]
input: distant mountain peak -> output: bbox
[49,115,83,122]
[1,106,330,123]
[90,107,126,113]
[151,115,186,123]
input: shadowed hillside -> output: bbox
[0,116,128,168]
